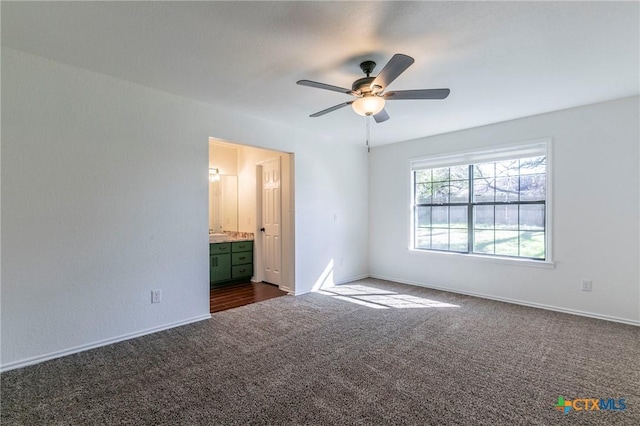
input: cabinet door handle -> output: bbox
[238,256,245,260]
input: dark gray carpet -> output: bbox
[2,278,639,425]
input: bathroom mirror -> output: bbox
[209,175,238,232]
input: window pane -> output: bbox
[495,159,519,177]
[474,162,495,178]
[494,177,519,202]
[519,204,545,230]
[520,156,546,175]
[415,227,431,250]
[520,174,545,201]
[415,170,431,184]
[520,231,545,259]
[450,165,469,180]
[474,205,494,229]
[449,180,469,202]
[415,183,432,204]
[495,231,519,256]
[432,206,449,228]
[495,205,518,230]
[473,178,495,202]
[450,206,468,229]
[416,206,431,228]
[432,181,449,204]
[450,229,468,252]
[431,229,449,250]
[432,167,450,182]
[474,230,494,254]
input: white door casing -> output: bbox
[261,158,281,286]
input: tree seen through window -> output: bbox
[414,155,546,260]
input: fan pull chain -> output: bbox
[365,115,371,153]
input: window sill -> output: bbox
[408,248,555,269]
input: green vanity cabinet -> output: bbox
[210,241,253,287]
[231,241,253,280]
[210,243,231,284]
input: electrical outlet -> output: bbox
[151,289,162,303]
[581,280,592,292]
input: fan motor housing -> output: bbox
[352,76,375,93]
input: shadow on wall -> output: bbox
[311,259,459,310]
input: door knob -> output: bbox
[260,227,265,232]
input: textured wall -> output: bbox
[1,49,370,369]
[369,96,640,324]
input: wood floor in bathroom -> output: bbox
[210,281,288,313]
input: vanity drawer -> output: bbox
[231,241,253,253]
[232,252,252,265]
[210,243,230,254]
[232,264,253,279]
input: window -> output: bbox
[411,142,548,261]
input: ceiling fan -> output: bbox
[297,54,450,123]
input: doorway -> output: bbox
[208,138,295,312]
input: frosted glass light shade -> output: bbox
[352,96,385,116]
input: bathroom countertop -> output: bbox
[209,236,254,244]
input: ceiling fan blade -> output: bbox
[297,80,355,96]
[370,54,414,91]
[373,108,390,123]
[384,88,450,100]
[309,101,354,117]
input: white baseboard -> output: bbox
[337,274,370,286]
[369,274,640,327]
[0,314,212,373]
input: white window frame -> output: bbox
[409,138,554,268]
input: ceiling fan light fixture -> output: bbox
[352,96,385,116]
[298,54,449,121]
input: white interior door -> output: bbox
[261,158,281,286]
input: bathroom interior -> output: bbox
[208,138,293,312]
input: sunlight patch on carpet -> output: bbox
[317,285,459,309]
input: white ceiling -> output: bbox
[2,1,639,146]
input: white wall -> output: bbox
[1,48,370,370]
[370,96,640,324]
[208,141,238,175]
